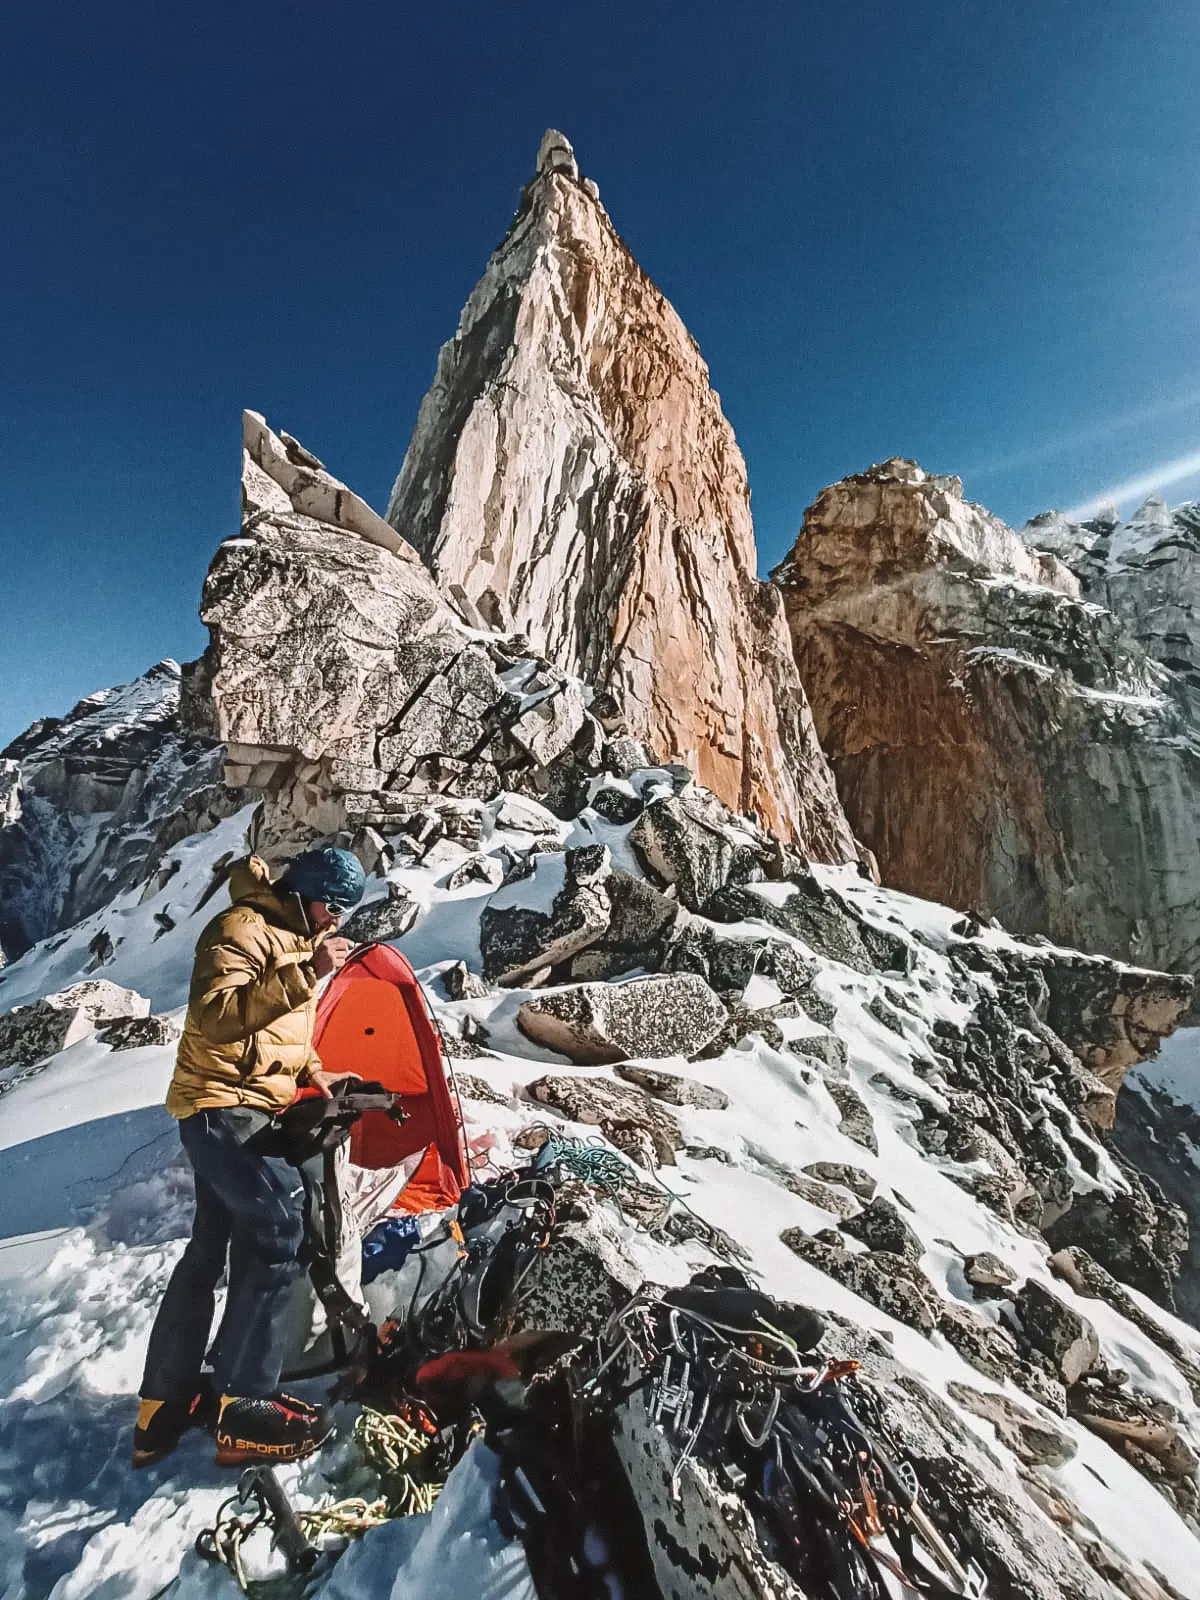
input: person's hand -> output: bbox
[313,936,354,979]
[309,1068,362,1099]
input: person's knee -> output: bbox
[247,1202,305,1267]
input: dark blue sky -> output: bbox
[3,1,1199,745]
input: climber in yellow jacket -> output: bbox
[134,847,367,1468]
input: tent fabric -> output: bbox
[313,943,468,1210]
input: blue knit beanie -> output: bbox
[278,847,366,912]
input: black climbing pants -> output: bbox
[140,1107,306,1402]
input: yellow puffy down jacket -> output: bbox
[166,856,324,1119]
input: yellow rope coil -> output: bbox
[292,1406,445,1547]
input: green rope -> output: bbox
[535,1136,636,1195]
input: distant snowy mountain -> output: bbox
[0,660,232,964]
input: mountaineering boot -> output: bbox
[133,1378,220,1467]
[214,1393,333,1466]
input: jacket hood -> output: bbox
[228,855,313,937]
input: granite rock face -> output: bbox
[1028,495,1200,724]
[388,131,856,859]
[773,459,1200,989]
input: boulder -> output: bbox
[780,1229,939,1335]
[1015,1281,1101,1385]
[936,1302,1067,1415]
[97,1014,180,1051]
[517,973,727,1065]
[0,980,150,1077]
[440,961,491,1001]
[963,1252,1017,1298]
[1067,1383,1199,1482]
[936,1300,1027,1385]
[339,884,421,945]
[663,921,818,1001]
[613,1062,729,1110]
[588,779,645,824]
[453,1072,510,1106]
[946,1383,1077,1469]
[480,845,612,985]
[508,681,589,767]
[567,869,681,981]
[840,1196,923,1263]
[707,876,910,976]
[629,793,764,913]
[791,1030,848,1070]
[802,1161,876,1200]
[445,852,505,890]
[824,1078,878,1153]
[526,1074,683,1166]
[493,793,563,836]
[781,1170,862,1221]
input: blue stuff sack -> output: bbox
[361,1214,422,1285]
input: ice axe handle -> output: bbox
[237,1465,318,1573]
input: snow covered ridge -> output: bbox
[1,770,1200,1594]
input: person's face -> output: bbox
[309,901,343,933]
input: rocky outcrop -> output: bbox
[1110,1063,1200,1332]
[193,412,621,855]
[0,979,150,1088]
[0,662,231,959]
[388,131,855,859]
[773,459,1200,988]
[960,935,1193,1120]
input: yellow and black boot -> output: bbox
[214,1393,333,1466]
[133,1380,219,1467]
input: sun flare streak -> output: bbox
[1066,448,1200,519]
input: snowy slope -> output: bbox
[1,795,1200,1597]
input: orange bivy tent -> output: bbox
[313,943,470,1213]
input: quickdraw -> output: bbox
[591,1278,989,1600]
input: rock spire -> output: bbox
[388,132,856,859]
